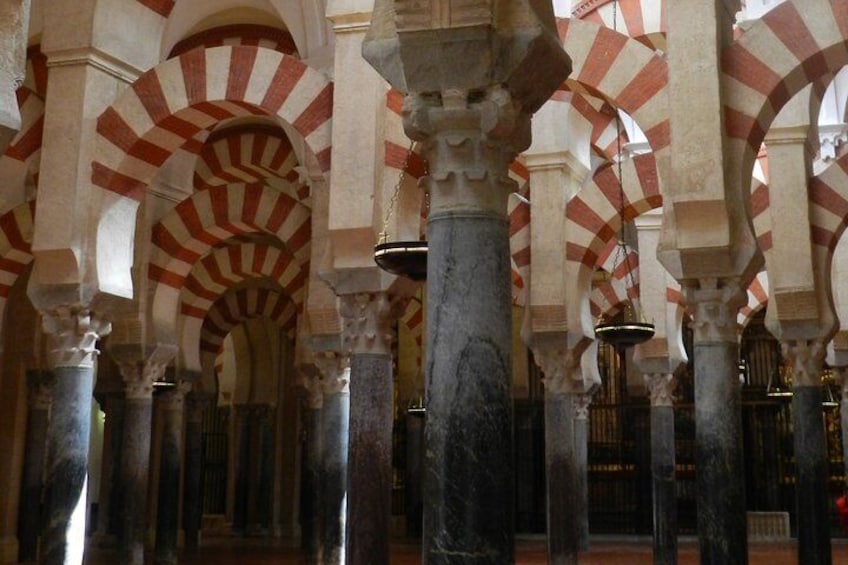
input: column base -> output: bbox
[0,536,18,563]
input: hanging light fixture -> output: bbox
[593,1,654,350]
[374,140,428,281]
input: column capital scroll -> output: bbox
[685,278,746,343]
[41,307,111,369]
[781,339,826,388]
[645,373,677,407]
[532,343,583,396]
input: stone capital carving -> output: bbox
[532,343,582,396]
[26,370,55,410]
[112,344,178,400]
[41,307,111,369]
[645,373,677,407]
[340,292,401,356]
[314,350,351,395]
[299,372,324,410]
[685,278,745,343]
[573,392,594,420]
[781,339,826,388]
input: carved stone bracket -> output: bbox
[685,278,746,343]
[781,339,826,388]
[340,292,401,356]
[645,373,677,408]
[41,306,111,369]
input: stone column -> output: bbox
[836,368,848,490]
[535,344,580,565]
[315,352,349,565]
[39,308,110,565]
[299,374,323,565]
[17,371,54,563]
[340,293,398,565]
[154,383,189,565]
[645,373,677,565]
[231,404,251,536]
[93,391,125,547]
[112,345,176,565]
[182,392,210,551]
[784,340,831,565]
[686,280,748,564]
[405,408,425,538]
[256,405,275,535]
[573,392,593,552]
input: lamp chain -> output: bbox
[380,140,416,243]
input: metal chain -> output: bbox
[380,139,416,243]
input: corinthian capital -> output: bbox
[112,344,178,400]
[781,339,826,388]
[532,342,581,395]
[686,278,745,343]
[314,350,350,394]
[41,307,111,369]
[340,293,401,356]
[645,373,677,407]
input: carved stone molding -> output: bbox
[41,307,111,369]
[685,278,746,343]
[781,339,826,388]
[645,373,677,408]
[532,343,582,396]
[340,293,400,356]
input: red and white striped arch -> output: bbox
[135,0,174,17]
[722,0,848,203]
[193,126,308,200]
[738,270,769,329]
[179,242,306,371]
[0,200,35,330]
[150,183,310,342]
[22,46,47,99]
[170,24,299,58]
[810,153,848,268]
[1,88,44,197]
[565,91,626,161]
[400,296,424,371]
[573,0,667,52]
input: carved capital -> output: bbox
[314,350,351,395]
[298,372,324,410]
[113,344,178,400]
[781,339,826,388]
[340,293,400,356]
[645,373,677,407]
[41,307,111,369]
[685,278,745,343]
[573,392,594,420]
[26,370,55,410]
[532,343,582,395]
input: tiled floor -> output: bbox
[84,536,848,564]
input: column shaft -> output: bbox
[694,341,747,564]
[792,387,832,565]
[232,407,251,535]
[405,412,424,538]
[257,410,275,534]
[545,392,577,564]
[322,389,349,565]
[651,405,677,565]
[95,394,125,545]
[182,395,205,550]
[301,407,322,565]
[574,411,589,552]
[120,396,153,565]
[346,353,393,565]
[424,212,514,563]
[154,391,185,565]
[40,366,94,565]
[17,383,51,562]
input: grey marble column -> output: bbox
[574,393,592,552]
[405,410,424,538]
[256,406,275,534]
[112,345,176,565]
[182,392,208,550]
[39,309,110,565]
[299,375,323,565]
[17,370,53,562]
[315,353,350,565]
[231,405,251,536]
[544,390,578,564]
[840,375,848,490]
[784,340,831,565]
[687,282,747,565]
[154,385,188,565]
[646,374,677,565]
[93,392,125,546]
[340,293,398,565]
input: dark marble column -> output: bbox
[646,374,678,565]
[405,409,425,538]
[93,391,125,547]
[784,340,831,565]
[574,393,593,552]
[112,345,176,565]
[256,406,275,534]
[340,293,398,565]
[687,282,747,565]
[183,392,209,550]
[39,309,110,565]
[840,374,848,491]
[17,370,54,562]
[315,352,350,565]
[231,405,251,536]
[299,375,323,565]
[154,385,188,565]
[544,389,578,565]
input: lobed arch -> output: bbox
[149,182,310,343]
[93,45,331,299]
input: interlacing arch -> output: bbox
[169,24,299,58]
[0,200,36,328]
[739,270,770,329]
[571,0,667,51]
[135,0,174,18]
